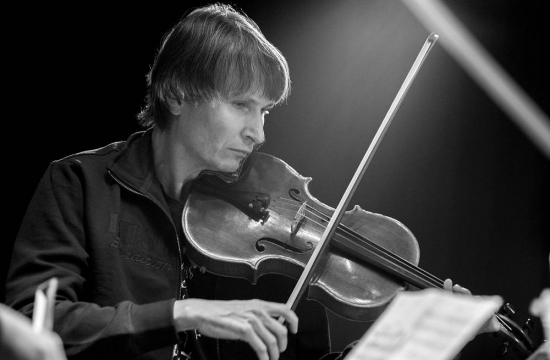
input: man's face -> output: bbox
[174,93,273,173]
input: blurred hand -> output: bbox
[443,278,501,334]
[529,288,550,328]
[527,288,550,360]
[0,304,67,360]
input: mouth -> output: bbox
[230,149,251,158]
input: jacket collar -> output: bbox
[107,128,245,201]
[108,129,165,201]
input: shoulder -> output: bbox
[37,131,150,189]
[34,141,125,191]
[50,131,148,171]
[54,140,125,166]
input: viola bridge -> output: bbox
[290,201,307,238]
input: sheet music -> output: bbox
[345,289,502,360]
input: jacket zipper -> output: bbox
[108,170,205,360]
[107,170,186,299]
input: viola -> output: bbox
[183,151,537,358]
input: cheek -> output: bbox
[188,104,242,154]
[201,123,228,150]
[185,125,228,162]
[207,116,240,147]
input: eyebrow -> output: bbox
[245,96,276,109]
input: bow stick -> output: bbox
[403,0,550,160]
[283,33,439,316]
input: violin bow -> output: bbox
[284,33,439,315]
[402,0,550,160]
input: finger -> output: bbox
[196,311,274,360]
[247,302,297,358]
[488,315,501,332]
[443,278,471,295]
[257,311,290,353]
[444,278,453,291]
[266,302,298,334]
[249,302,295,356]
[240,314,278,360]
[453,284,471,295]
[530,288,550,316]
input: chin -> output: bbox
[208,154,245,174]
[214,161,241,174]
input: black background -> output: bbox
[4,1,549,359]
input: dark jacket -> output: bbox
[5,129,331,360]
[6,130,182,359]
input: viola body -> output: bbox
[183,152,420,321]
[182,152,539,358]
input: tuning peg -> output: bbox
[500,303,516,318]
[522,318,533,335]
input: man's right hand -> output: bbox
[173,298,298,360]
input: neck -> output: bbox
[152,127,203,200]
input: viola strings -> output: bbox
[270,197,509,330]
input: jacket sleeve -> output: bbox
[5,160,180,359]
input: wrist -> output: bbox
[172,299,200,332]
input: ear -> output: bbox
[166,97,184,116]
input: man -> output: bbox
[5,4,328,360]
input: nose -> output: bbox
[243,112,265,150]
